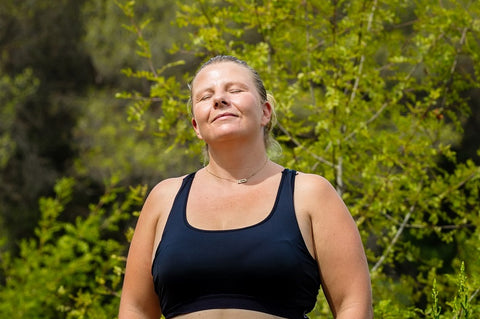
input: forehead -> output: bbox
[192,61,254,91]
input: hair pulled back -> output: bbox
[189,55,279,153]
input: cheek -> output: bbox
[235,95,261,112]
[191,104,206,120]
[191,104,210,132]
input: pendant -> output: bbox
[237,178,248,184]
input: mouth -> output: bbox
[212,112,237,122]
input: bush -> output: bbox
[0,177,146,318]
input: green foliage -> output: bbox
[430,279,442,319]
[0,0,479,317]
[82,0,192,86]
[0,0,94,248]
[0,177,146,318]
[72,89,198,187]
[424,262,479,319]
[0,69,40,249]
[115,0,480,316]
[0,69,39,170]
[450,262,471,318]
[115,0,200,156]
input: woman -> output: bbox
[119,55,373,319]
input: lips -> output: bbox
[212,112,237,122]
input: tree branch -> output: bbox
[382,212,473,230]
[371,203,415,274]
[440,27,469,109]
[469,288,480,304]
[348,0,378,105]
[276,122,335,168]
[344,101,387,141]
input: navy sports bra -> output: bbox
[151,169,321,319]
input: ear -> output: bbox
[191,117,203,140]
[260,101,272,127]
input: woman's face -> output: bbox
[190,62,271,145]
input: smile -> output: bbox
[212,113,237,122]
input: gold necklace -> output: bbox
[205,158,269,184]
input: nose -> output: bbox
[213,94,229,109]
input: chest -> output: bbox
[151,172,322,316]
[186,179,279,231]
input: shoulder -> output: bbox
[294,171,339,200]
[293,171,348,221]
[139,174,189,222]
[148,175,188,201]
[130,174,189,249]
[145,174,188,207]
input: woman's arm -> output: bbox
[296,173,373,319]
[119,178,181,319]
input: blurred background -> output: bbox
[0,0,479,317]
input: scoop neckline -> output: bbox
[183,169,287,233]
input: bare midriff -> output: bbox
[174,309,287,319]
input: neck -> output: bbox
[206,139,268,180]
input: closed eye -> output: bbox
[198,95,211,101]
